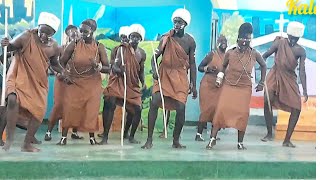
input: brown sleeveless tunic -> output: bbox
[62,40,102,132]
[199,51,224,122]
[213,47,256,131]
[152,30,190,110]
[6,30,50,125]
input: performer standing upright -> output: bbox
[206,23,266,150]
[1,12,64,152]
[141,8,197,149]
[261,21,308,148]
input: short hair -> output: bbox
[81,19,97,32]
[217,34,227,43]
[65,25,77,34]
[238,23,253,38]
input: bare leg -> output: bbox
[3,94,18,151]
[89,132,97,145]
[0,107,6,146]
[21,119,41,152]
[31,136,42,144]
[45,103,62,141]
[159,110,170,138]
[56,128,68,145]
[237,130,246,150]
[206,126,219,149]
[71,128,84,140]
[195,121,206,141]
[99,97,117,145]
[128,105,142,144]
[141,93,161,149]
[261,91,275,142]
[123,112,133,139]
[282,109,300,148]
[172,101,186,149]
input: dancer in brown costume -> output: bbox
[100,24,146,144]
[195,34,227,141]
[57,19,110,145]
[141,8,197,149]
[44,25,83,141]
[1,12,66,152]
[97,26,136,139]
[261,21,308,148]
[206,23,266,150]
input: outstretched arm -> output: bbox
[1,31,29,52]
[262,38,279,60]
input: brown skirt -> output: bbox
[199,74,221,122]
[213,84,252,131]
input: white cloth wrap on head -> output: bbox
[286,21,305,38]
[119,26,130,37]
[171,8,191,25]
[38,12,60,32]
[128,24,145,41]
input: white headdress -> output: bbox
[287,21,305,38]
[119,26,130,37]
[171,8,191,25]
[38,12,60,32]
[128,24,145,41]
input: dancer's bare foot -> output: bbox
[172,141,186,149]
[141,139,153,149]
[2,140,13,151]
[282,141,296,148]
[21,143,40,152]
[261,134,273,142]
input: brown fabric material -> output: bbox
[52,78,65,119]
[6,30,49,122]
[51,45,67,120]
[103,43,142,107]
[152,30,189,110]
[266,37,301,112]
[213,48,256,131]
[199,51,224,122]
[213,84,252,131]
[62,40,102,132]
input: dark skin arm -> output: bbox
[262,38,279,60]
[58,41,76,84]
[113,45,126,75]
[221,50,230,74]
[255,50,267,92]
[214,50,230,87]
[49,42,73,84]
[49,42,64,73]
[0,50,14,63]
[59,41,76,68]
[151,38,164,80]
[198,52,216,73]
[189,37,197,99]
[92,43,110,73]
[299,48,308,102]
[0,31,29,51]
[139,49,147,90]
